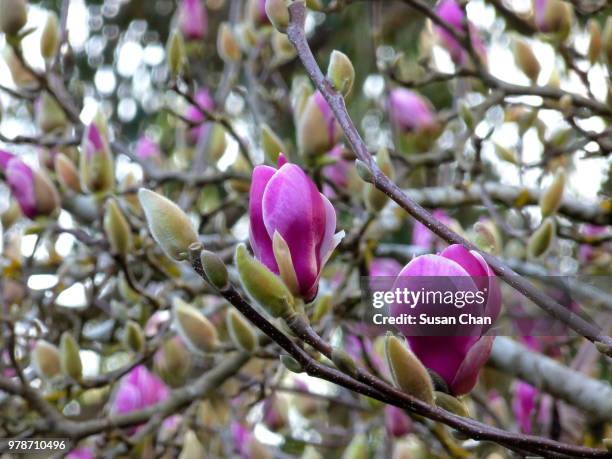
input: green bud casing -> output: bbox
[385,334,434,404]
[173,297,219,353]
[327,50,355,97]
[528,217,556,258]
[167,30,186,77]
[539,168,565,217]
[226,308,258,352]
[60,331,82,381]
[104,198,132,256]
[123,320,145,354]
[33,340,61,379]
[265,0,289,32]
[200,250,229,290]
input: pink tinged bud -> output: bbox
[1,154,36,218]
[389,89,437,133]
[390,244,500,395]
[136,136,160,161]
[262,394,289,431]
[231,422,251,457]
[434,0,485,65]
[512,381,539,433]
[297,91,342,156]
[66,447,95,459]
[186,88,215,141]
[178,0,207,40]
[322,144,350,198]
[80,123,114,193]
[249,158,343,301]
[385,405,412,438]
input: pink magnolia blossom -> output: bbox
[412,209,450,250]
[322,144,350,199]
[389,89,437,133]
[512,381,539,433]
[385,405,413,438]
[249,154,343,301]
[185,88,215,143]
[178,0,207,40]
[390,244,501,395]
[135,136,161,161]
[434,0,486,66]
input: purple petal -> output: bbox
[249,165,278,272]
[0,150,14,169]
[369,258,403,277]
[512,381,538,433]
[389,89,436,132]
[179,0,207,40]
[450,335,494,395]
[5,158,37,218]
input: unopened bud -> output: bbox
[179,430,205,459]
[331,347,358,376]
[355,159,373,183]
[123,320,145,354]
[603,17,612,70]
[540,168,565,217]
[60,331,82,381]
[459,102,475,131]
[167,30,186,77]
[327,50,355,97]
[385,334,434,404]
[155,337,192,387]
[587,20,601,65]
[217,22,241,62]
[434,391,470,417]
[558,94,572,114]
[262,394,289,431]
[54,153,82,193]
[33,340,61,379]
[514,39,540,82]
[280,354,302,373]
[235,243,295,318]
[261,123,287,164]
[265,0,289,33]
[36,92,67,133]
[495,143,518,164]
[138,188,199,261]
[528,217,556,258]
[365,148,393,212]
[291,77,313,126]
[80,123,114,194]
[227,309,258,352]
[41,12,59,60]
[341,433,368,459]
[0,0,28,36]
[173,297,219,353]
[205,123,227,163]
[311,294,332,324]
[200,250,229,290]
[33,169,60,217]
[104,198,132,256]
[474,220,501,254]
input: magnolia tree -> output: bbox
[0,0,611,458]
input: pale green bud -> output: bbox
[327,50,355,97]
[40,12,59,60]
[60,331,82,381]
[80,123,114,194]
[167,30,186,77]
[173,297,219,353]
[587,20,601,65]
[32,169,60,217]
[341,433,368,459]
[280,354,302,373]
[54,153,82,193]
[539,168,565,217]
[603,17,612,71]
[200,250,229,291]
[205,123,227,163]
[385,334,434,404]
[155,337,192,387]
[0,0,27,36]
[331,347,357,376]
[36,92,67,133]
[33,340,61,379]
[104,198,132,256]
[513,39,540,82]
[365,148,393,212]
[473,219,501,255]
[261,123,287,164]
[226,308,258,352]
[311,294,332,324]
[217,22,241,62]
[123,320,145,354]
[495,143,518,165]
[355,159,373,183]
[265,0,289,33]
[291,77,313,127]
[138,188,199,261]
[434,391,470,417]
[272,29,297,62]
[235,243,295,318]
[179,431,205,459]
[528,217,556,258]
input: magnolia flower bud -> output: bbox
[200,250,229,290]
[327,50,355,97]
[341,433,368,459]
[60,331,82,381]
[265,0,289,32]
[179,430,205,459]
[540,168,565,217]
[167,30,186,77]
[80,123,114,194]
[41,12,59,60]
[123,320,145,354]
[331,347,358,376]
[260,123,287,164]
[36,92,67,133]
[262,394,289,431]
[434,391,470,417]
[217,22,241,62]
[528,217,556,258]
[297,91,341,156]
[0,0,28,36]
[513,39,540,82]
[474,221,500,254]
[235,243,295,318]
[364,148,393,212]
[138,188,199,261]
[587,20,601,65]
[155,337,192,387]
[54,153,82,193]
[272,29,297,61]
[173,297,219,353]
[495,143,519,164]
[104,198,132,256]
[603,17,612,70]
[385,335,434,404]
[311,294,332,324]
[227,309,258,352]
[355,159,373,183]
[33,340,61,379]
[33,169,60,217]
[291,77,313,126]
[280,354,302,373]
